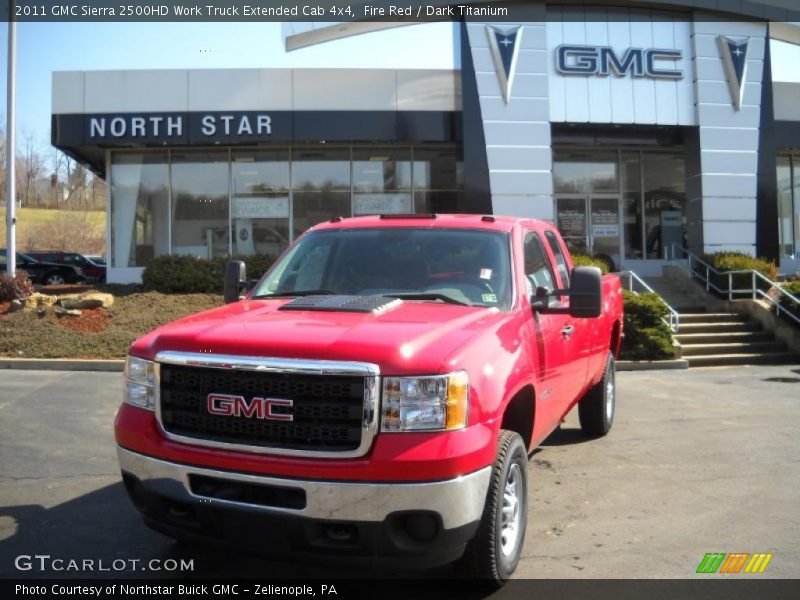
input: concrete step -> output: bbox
[686,353,800,367]
[680,341,786,357]
[675,331,774,345]
[679,313,749,324]
[676,321,762,334]
[672,306,709,314]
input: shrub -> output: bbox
[776,280,800,320]
[142,254,276,294]
[620,290,677,361]
[571,253,610,274]
[0,270,35,302]
[702,252,778,296]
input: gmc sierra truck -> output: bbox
[115,214,623,585]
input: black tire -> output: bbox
[459,429,528,587]
[44,271,66,286]
[578,352,616,437]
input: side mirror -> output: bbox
[529,266,602,318]
[224,261,247,304]
[567,266,602,318]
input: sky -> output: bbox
[0,21,457,148]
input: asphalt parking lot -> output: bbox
[1,366,798,580]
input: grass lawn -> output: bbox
[0,288,222,359]
[0,207,106,252]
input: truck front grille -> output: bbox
[158,363,366,453]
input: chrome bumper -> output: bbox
[117,446,491,530]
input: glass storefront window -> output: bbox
[291,147,351,238]
[107,145,464,272]
[622,151,643,260]
[413,146,463,213]
[553,150,619,194]
[231,150,290,258]
[777,155,798,258]
[110,152,169,268]
[352,147,412,215]
[553,148,686,264]
[643,153,686,259]
[171,151,230,259]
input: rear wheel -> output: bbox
[578,352,616,437]
[459,429,528,587]
[44,272,66,286]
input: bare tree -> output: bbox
[17,129,45,207]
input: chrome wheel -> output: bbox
[500,463,522,557]
[605,362,615,423]
[45,274,65,285]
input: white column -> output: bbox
[466,5,554,220]
[692,16,766,256]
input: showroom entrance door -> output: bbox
[555,194,622,271]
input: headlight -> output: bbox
[124,356,155,410]
[381,371,469,432]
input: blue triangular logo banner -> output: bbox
[486,25,522,103]
[718,36,749,110]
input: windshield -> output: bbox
[252,228,513,309]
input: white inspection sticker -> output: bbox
[480,268,492,280]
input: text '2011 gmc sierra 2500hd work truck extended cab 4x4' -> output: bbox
[115,214,623,585]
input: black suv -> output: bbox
[0,250,85,285]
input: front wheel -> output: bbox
[578,352,616,437]
[459,429,528,587]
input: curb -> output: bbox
[617,359,689,371]
[0,359,124,372]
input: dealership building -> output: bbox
[50,1,800,283]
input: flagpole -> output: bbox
[5,9,16,277]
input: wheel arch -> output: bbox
[500,384,535,452]
[610,319,622,358]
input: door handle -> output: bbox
[561,325,575,338]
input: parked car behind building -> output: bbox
[26,251,106,283]
[0,250,85,286]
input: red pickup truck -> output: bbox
[115,214,623,585]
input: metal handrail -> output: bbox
[618,270,681,333]
[670,245,800,327]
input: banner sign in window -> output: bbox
[354,193,412,216]
[233,196,289,219]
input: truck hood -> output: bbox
[131,298,510,374]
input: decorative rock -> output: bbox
[53,306,83,318]
[22,293,58,310]
[59,292,114,310]
[10,299,24,312]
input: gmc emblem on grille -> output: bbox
[207,393,294,422]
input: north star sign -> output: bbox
[556,45,683,80]
[86,112,273,141]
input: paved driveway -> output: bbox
[1,366,798,579]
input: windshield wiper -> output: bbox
[251,289,338,299]
[387,293,470,306]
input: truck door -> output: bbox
[522,232,579,437]
[543,229,590,399]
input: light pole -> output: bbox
[5,9,16,277]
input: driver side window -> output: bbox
[523,233,557,306]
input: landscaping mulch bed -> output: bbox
[0,290,222,358]
[57,308,112,334]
